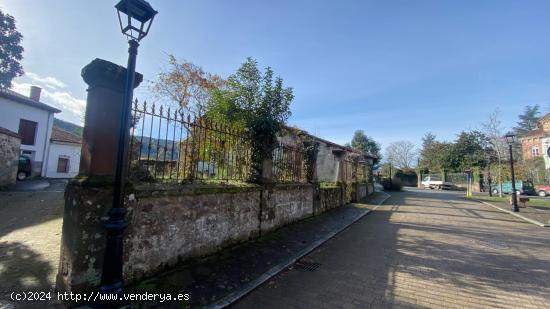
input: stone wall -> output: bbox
[0,128,21,187]
[57,181,319,292]
[356,183,368,201]
[316,186,342,215]
[260,183,314,233]
[125,185,261,282]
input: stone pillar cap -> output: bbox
[81,58,143,92]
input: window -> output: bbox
[21,150,35,160]
[57,157,69,173]
[18,119,38,145]
[532,146,539,157]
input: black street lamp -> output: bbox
[100,0,157,295]
[505,134,519,212]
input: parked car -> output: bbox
[536,185,550,197]
[17,155,32,181]
[421,175,453,190]
[492,181,536,196]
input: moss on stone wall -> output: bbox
[134,182,261,198]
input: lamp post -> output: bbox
[504,134,519,212]
[100,0,157,295]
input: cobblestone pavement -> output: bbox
[235,188,550,309]
[0,191,64,303]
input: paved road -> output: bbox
[0,190,64,304]
[5,179,68,192]
[235,188,550,309]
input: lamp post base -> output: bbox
[511,192,519,212]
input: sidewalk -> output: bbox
[126,191,390,308]
[469,196,550,227]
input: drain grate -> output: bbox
[294,260,321,272]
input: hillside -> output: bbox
[54,118,83,136]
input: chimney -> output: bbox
[30,86,41,101]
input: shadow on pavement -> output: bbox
[235,188,550,308]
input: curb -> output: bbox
[207,191,392,309]
[470,198,550,227]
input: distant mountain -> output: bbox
[133,136,180,160]
[54,118,83,136]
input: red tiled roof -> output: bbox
[520,128,545,138]
[51,127,82,144]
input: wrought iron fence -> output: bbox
[342,158,369,184]
[128,100,251,183]
[343,158,355,184]
[271,141,307,183]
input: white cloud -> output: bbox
[25,72,67,90]
[11,81,86,126]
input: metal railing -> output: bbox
[128,100,251,183]
[343,158,369,184]
[271,141,307,183]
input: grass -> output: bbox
[466,195,550,207]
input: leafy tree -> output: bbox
[350,130,381,164]
[419,132,441,172]
[513,105,541,136]
[450,130,488,171]
[0,9,24,88]
[207,57,293,181]
[385,141,417,169]
[151,55,224,115]
[421,132,436,152]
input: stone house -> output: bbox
[0,127,22,186]
[0,86,60,176]
[519,113,550,169]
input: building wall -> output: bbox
[0,97,54,176]
[45,142,81,178]
[0,131,21,186]
[520,136,543,160]
[316,142,339,182]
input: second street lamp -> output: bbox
[100,0,157,295]
[504,133,519,213]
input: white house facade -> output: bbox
[0,86,62,177]
[45,127,82,178]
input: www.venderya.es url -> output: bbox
[10,291,190,303]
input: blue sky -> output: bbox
[2,0,550,150]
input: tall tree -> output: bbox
[419,132,442,172]
[350,130,381,164]
[513,105,541,136]
[421,132,436,151]
[151,55,224,115]
[385,141,417,169]
[481,109,507,197]
[0,9,24,88]
[450,130,488,170]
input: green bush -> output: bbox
[381,177,403,191]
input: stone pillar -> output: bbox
[57,59,142,295]
[79,58,143,177]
